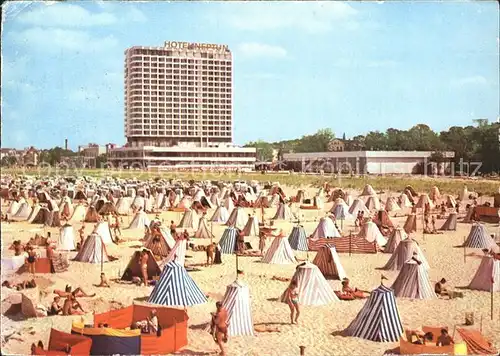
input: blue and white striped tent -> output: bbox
[288,226,308,251]
[222,280,255,336]
[331,200,349,220]
[344,284,403,342]
[218,227,238,254]
[148,260,207,307]
[463,223,496,250]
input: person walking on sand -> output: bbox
[26,246,37,275]
[78,226,85,246]
[210,302,229,356]
[285,280,300,324]
[259,232,267,256]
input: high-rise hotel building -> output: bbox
[109,41,256,171]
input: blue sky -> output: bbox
[2,1,499,150]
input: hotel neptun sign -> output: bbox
[164,41,229,52]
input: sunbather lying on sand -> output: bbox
[335,279,370,300]
[62,294,85,315]
[2,279,37,290]
[54,285,95,298]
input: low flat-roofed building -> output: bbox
[283,151,455,175]
[108,144,256,171]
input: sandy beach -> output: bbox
[2,185,500,356]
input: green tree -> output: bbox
[1,156,18,167]
[244,140,274,161]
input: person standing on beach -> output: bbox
[285,280,300,324]
[78,226,85,246]
[139,249,149,286]
[210,302,229,356]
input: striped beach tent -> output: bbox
[262,236,297,264]
[391,261,436,299]
[84,206,100,223]
[162,238,188,266]
[93,221,115,245]
[439,212,458,231]
[330,198,350,220]
[288,226,308,251]
[279,261,338,306]
[194,217,214,239]
[462,206,475,223]
[58,223,76,251]
[144,229,174,257]
[398,193,413,208]
[226,208,248,230]
[178,209,199,230]
[381,239,430,271]
[312,245,347,280]
[344,284,403,342]
[309,235,377,254]
[403,213,418,234]
[462,223,497,250]
[223,196,235,213]
[74,233,109,264]
[148,260,207,307]
[210,205,230,224]
[383,228,408,254]
[468,256,500,292]
[128,210,150,229]
[221,279,255,337]
[218,227,238,254]
[272,203,294,221]
[242,216,259,237]
[348,198,370,216]
[310,217,341,239]
[415,193,434,210]
[358,221,387,247]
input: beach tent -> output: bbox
[462,223,498,251]
[330,198,350,220]
[241,215,259,236]
[194,217,214,239]
[7,200,21,215]
[344,284,403,342]
[458,185,469,201]
[210,193,222,208]
[381,239,430,271]
[144,230,174,258]
[162,238,188,266]
[59,198,74,218]
[148,260,207,307]
[154,193,165,211]
[10,202,32,221]
[268,194,281,207]
[272,203,294,221]
[288,225,308,251]
[30,207,51,224]
[178,209,199,230]
[115,197,132,215]
[32,328,92,356]
[348,198,370,216]
[210,205,230,224]
[467,256,500,292]
[313,196,325,210]
[46,211,62,228]
[74,233,110,264]
[58,223,76,251]
[415,193,434,210]
[445,195,457,208]
[462,207,475,223]
[385,197,401,213]
[84,206,100,223]
[439,212,458,231]
[131,196,146,211]
[27,204,41,223]
[391,261,436,299]
[177,196,192,210]
[398,193,413,208]
[310,217,341,239]
[261,236,297,264]
[279,261,338,306]
[99,202,117,215]
[373,210,395,229]
[312,245,347,280]
[223,196,235,213]
[360,184,377,197]
[128,210,150,229]
[358,221,387,247]
[403,213,418,234]
[365,196,381,211]
[253,196,270,208]
[93,221,115,245]
[430,186,441,202]
[218,227,238,254]
[69,204,87,223]
[384,228,408,254]
[121,249,161,281]
[220,279,254,337]
[226,207,248,230]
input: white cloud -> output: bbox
[332,58,398,68]
[96,1,147,23]
[451,76,488,87]
[17,3,117,27]
[220,2,358,33]
[9,27,118,54]
[237,43,287,58]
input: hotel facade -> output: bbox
[109,41,256,171]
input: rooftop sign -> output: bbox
[164,41,229,52]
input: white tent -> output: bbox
[69,204,87,223]
[178,209,199,230]
[210,205,230,224]
[384,228,408,253]
[348,198,370,216]
[381,239,429,271]
[58,224,76,251]
[162,238,188,266]
[261,236,297,264]
[115,197,132,215]
[194,217,214,239]
[310,217,341,239]
[74,233,110,264]
[226,208,248,230]
[365,196,381,211]
[128,211,151,229]
[272,203,294,221]
[312,245,347,280]
[360,184,377,197]
[358,221,387,247]
[241,216,259,236]
[93,221,115,245]
[385,197,401,213]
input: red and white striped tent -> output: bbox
[279,262,338,306]
[226,207,249,230]
[145,228,175,257]
[241,215,259,237]
[381,239,429,271]
[178,209,199,230]
[312,245,347,280]
[383,228,408,254]
[74,233,110,264]
[468,256,500,292]
[262,235,297,264]
[210,205,230,224]
[272,203,295,221]
[391,260,436,299]
[194,217,214,239]
[385,197,401,213]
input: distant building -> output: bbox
[327,139,346,152]
[283,151,455,175]
[22,147,39,166]
[78,143,113,168]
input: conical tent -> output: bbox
[98,202,117,215]
[10,202,32,221]
[462,207,475,223]
[121,249,161,281]
[310,217,341,239]
[221,280,254,336]
[445,195,457,208]
[272,203,294,221]
[313,196,325,210]
[93,221,115,245]
[226,208,248,230]
[253,196,270,208]
[358,221,387,247]
[262,236,297,264]
[398,193,413,208]
[360,184,377,197]
[218,227,238,254]
[312,245,347,280]
[384,228,408,253]
[241,216,259,236]
[7,201,20,215]
[268,194,280,207]
[223,197,234,213]
[128,211,151,229]
[385,197,401,213]
[430,186,441,202]
[458,186,468,201]
[373,210,394,228]
[31,207,51,224]
[131,196,146,211]
[177,196,192,210]
[348,198,370,216]
[74,233,110,264]
[365,196,381,211]
[344,284,403,342]
[288,226,308,251]
[462,223,497,251]
[58,224,76,251]
[145,229,174,257]
[27,204,41,223]
[178,209,199,230]
[148,260,207,307]
[330,198,349,219]
[382,239,430,271]
[69,205,87,223]
[194,217,214,239]
[439,212,458,231]
[210,205,230,224]
[403,214,418,234]
[115,197,132,215]
[84,206,100,223]
[162,238,188,266]
[415,194,434,209]
[391,261,436,299]
[279,262,338,306]
[467,256,500,292]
